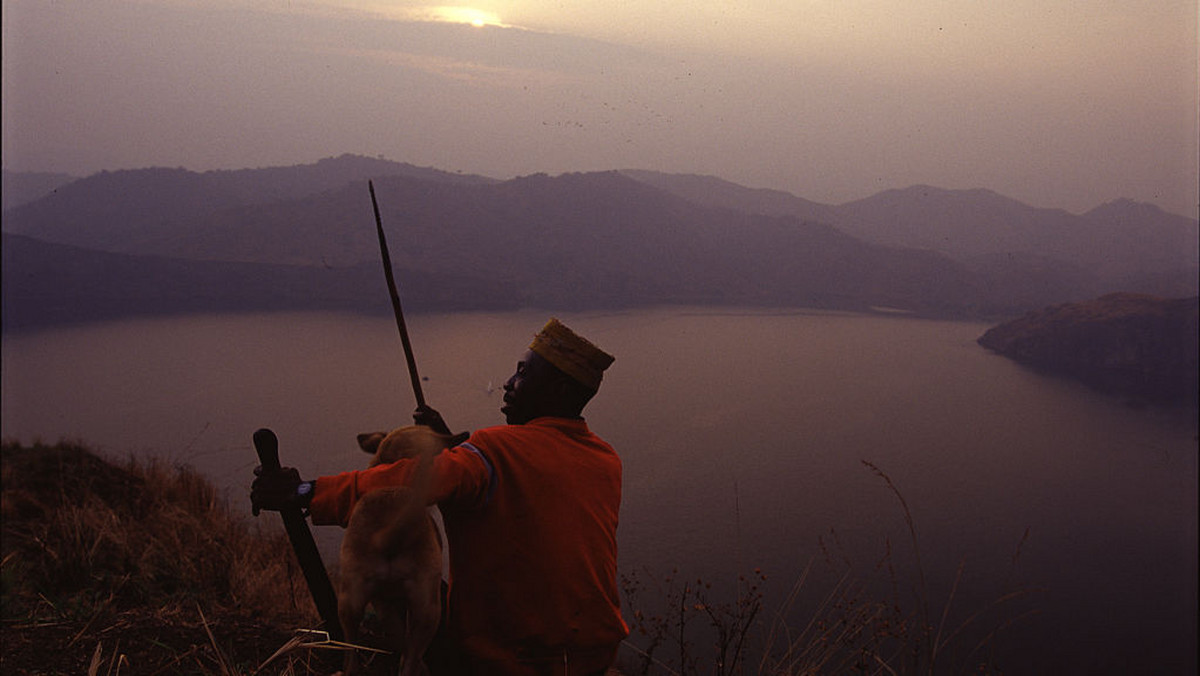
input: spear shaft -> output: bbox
[369,180,426,408]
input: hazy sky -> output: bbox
[3,0,1197,217]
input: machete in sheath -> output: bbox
[253,427,343,640]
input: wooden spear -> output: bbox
[369,180,426,408]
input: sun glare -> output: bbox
[373,4,507,29]
[430,6,501,28]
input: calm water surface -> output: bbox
[3,308,1196,674]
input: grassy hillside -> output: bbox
[0,441,329,674]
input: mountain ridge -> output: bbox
[1,170,78,211]
[3,156,1195,329]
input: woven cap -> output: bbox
[529,318,615,391]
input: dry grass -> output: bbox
[616,462,1040,676]
[0,440,335,674]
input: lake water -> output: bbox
[2,308,1196,674]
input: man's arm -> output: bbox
[308,441,494,527]
[250,401,449,517]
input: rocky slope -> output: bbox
[977,293,1199,402]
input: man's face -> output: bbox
[500,350,558,425]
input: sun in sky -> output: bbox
[427,6,502,28]
[363,4,505,28]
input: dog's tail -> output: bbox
[366,448,436,556]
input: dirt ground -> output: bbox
[1,606,301,674]
[0,604,417,675]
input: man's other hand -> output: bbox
[413,405,452,435]
[251,466,305,515]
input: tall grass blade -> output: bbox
[197,602,234,676]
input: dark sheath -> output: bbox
[253,428,343,640]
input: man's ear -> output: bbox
[551,372,577,399]
[552,372,592,413]
[357,432,386,454]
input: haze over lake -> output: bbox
[2,308,1196,673]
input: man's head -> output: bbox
[501,319,614,425]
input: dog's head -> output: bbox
[357,425,470,468]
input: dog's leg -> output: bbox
[399,575,441,676]
[377,604,411,676]
[338,581,367,675]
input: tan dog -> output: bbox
[338,425,468,676]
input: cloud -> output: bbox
[315,44,571,88]
[271,1,516,29]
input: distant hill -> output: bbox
[1,165,1007,329]
[0,155,495,251]
[100,169,985,312]
[619,170,837,224]
[835,186,1198,276]
[1,170,78,211]
[0,232,516,329]
[629,176,1198,270]
[628,178,1199,303]
[3,156,1196,329]
[978,293,1199,403]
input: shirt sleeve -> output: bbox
[308,443,493,527]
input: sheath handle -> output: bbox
[253,428,281,472]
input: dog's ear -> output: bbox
[446,431,471,447]
[357,432,386,454]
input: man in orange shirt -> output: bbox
[252,319,628,675]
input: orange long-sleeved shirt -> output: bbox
[309,417,628,675]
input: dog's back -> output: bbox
[338,426,466,676]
